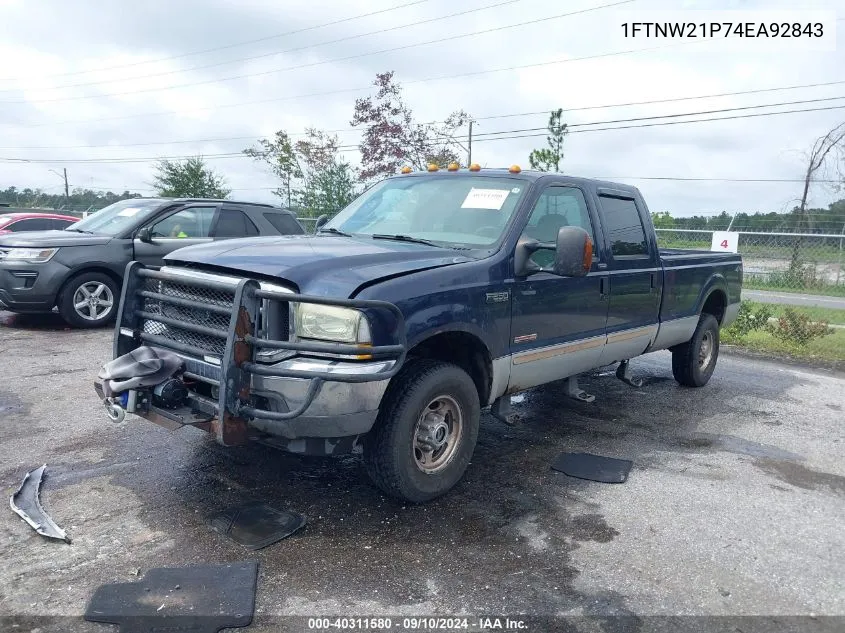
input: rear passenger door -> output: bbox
[211,206,260,239]
[595,190,662,365]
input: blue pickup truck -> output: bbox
[95,166,742,502]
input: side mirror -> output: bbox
[514,226,593,278]
[553,226,593,277]
[313,215,329,232]
[137,227,153,243]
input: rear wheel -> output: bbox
[672,314,720,387]
[57,272,118,328]
[363,359,480,503]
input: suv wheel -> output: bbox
[58,272,118,328]
[363,359,480,503]
[672,314,720,387]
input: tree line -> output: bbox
[3,70,843,228]
[652,199,845,234]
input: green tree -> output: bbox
[243,131,302,207]
[528,108,567,172]
[297,160,358,219]
[152,156,230,198]
[651,211,675,228]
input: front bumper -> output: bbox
[101,262,406,447]
[0,260,67,312]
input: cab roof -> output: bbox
[394,168,641,195]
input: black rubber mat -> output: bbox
[551,452,633,483]
[209,502,306,550]
[84,561,257,633]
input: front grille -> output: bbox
[137,275,289,359]
[141,278,235,356]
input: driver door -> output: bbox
[509,184,609,390]
[133,204,218,267]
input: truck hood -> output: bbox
[166,234,475,296]
[0,230,112,247]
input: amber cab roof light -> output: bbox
[447,162,460,171]
[509,164,521,174]
[400,166,412,174]
[427,163,439,172]
[468,163,481,172]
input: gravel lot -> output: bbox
[0,310,843,632]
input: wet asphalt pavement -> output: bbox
[0,310,843,632]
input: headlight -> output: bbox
[2,248,58,263]
[294,303,371,343]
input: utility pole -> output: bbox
[49,168,70,202]
[467,120,473,165]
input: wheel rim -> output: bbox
[699,330,714,369]
[413,395,463,474]
[73,281,114,321]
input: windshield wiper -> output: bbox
[65,228,94,234]
[371,234,441,247]
[317,227,351,237]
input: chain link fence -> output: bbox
[656,229,845,294]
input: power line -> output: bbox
[4,78,845,150]
[0,0,634,103]
[0,42,701,128]
[0,0,436,83]
[6,100,845,164]
[0,0,528,99]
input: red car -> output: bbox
[0,212,79,234]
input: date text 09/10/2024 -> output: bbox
[307,617,528,630]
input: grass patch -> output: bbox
[743,301,845,326]
[723,328,845,364]
[743,278,845,297]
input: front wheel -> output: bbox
[57,272,119,328]
[672,314,720,387]
[363,359,480,503]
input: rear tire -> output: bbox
[363,359,480,503]
[672,314,719,387]
[57,272,119,328]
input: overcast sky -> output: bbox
[0,0,842,216]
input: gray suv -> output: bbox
[0,198,304,327]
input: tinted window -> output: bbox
[264,212,304,235]
[213,209,259,238]
[599,195,648,256]
[151,207,216,238]
[8,218,54,232]
[52,218,77,230]
[522,187,596,268]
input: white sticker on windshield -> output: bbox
[117,208,142,217]
[460,188,510,210]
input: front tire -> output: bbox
[672,313,720,387]
[363,359,480,503]
[57,272,118,328]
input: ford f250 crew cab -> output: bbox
[95,167,742,503]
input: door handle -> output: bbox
[650,272,656,291]
[599,277,607,300]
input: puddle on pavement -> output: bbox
[755,458,845,495]
[676,433,803,462]
[0,391,26,415]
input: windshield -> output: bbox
[67,199,163,236]
[325,175,529,248]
